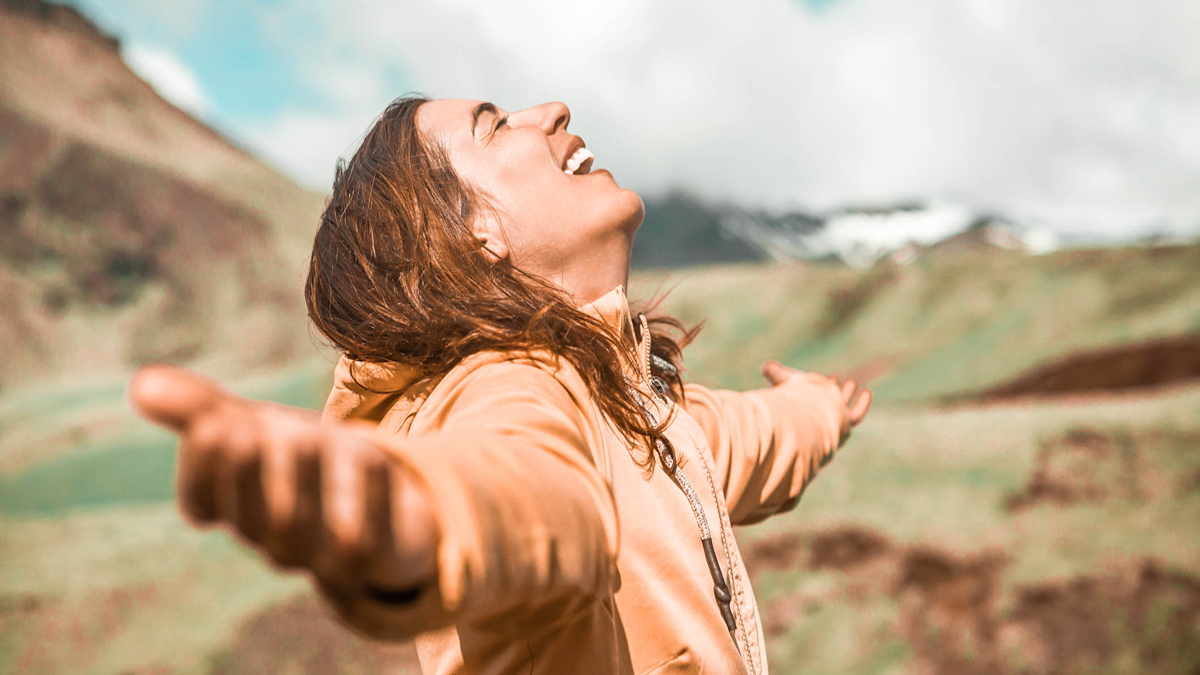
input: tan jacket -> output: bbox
[321,284,845,674]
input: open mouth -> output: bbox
[563,146,595,175]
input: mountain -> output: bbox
[636,187,1199,269]
[632,192,768,268]
[632,195,1059,269]
[0,0,327,391]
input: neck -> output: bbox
[553,234,634,307]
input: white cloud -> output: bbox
[243,108,383,189]
[246,0,1200,240]
[121,43,210,117]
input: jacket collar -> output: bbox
[320,355,424,424]
[578,284,649,381]
[322,284,646,424]
[577,284,637,350]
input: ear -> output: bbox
[471,209,509,263]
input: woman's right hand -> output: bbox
[760,359,872,447]
[127,364,438,600]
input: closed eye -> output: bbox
[486,114,509,144]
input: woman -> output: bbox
[129,96,871,674]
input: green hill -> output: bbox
[2,242,1199,674]
[4,241,1198,519]
[632,243,1200,401]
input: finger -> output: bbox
[760,360,793,387]
[360,454,409,587]
[227,417,269,545]
[848,388,873,426]
[260,424,298,567]
[320,438,378,580]
[281,439,324,569]
[176,412,224,523]
[128,364,232,432]
[840,379,858,405]
[258,400,322,423]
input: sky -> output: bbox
[70,0,1200,242]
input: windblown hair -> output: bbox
[305,95,702,469]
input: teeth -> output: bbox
[564,147,594,175]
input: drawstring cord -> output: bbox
[626,312,742,652]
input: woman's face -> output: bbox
[416,99,644,294]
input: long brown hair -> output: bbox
[305,95,702,469]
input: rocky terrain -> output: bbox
[0,0,326,391]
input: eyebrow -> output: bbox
[471,102,498,139]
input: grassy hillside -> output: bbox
[1,242,1198,673]
[742,386,1200,675]
[632,243,1200,401]
[2,366,1197,674]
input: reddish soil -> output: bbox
[978,335,1200,400]
[207,594,421,675]
[743,526,1200,675]
[1000,561,1200,675]
[0,0,119,49]
[0,585,162,674]
[0,104,281,309]
[811,525,893,571]
[743,525,894,581]
[896,546,1009,675]
[0,0,317,389]
[0,589,420,675]
[1181,467,1200,495]
[1005,427,1142,512]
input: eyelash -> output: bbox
[495,116,509,131]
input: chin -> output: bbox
[615,187,645,234]
[580,183,643,241]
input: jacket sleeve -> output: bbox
[321,358,619,639]
[681,373,845,526]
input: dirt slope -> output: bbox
[0,0,327,390]
[977,334,1200,401]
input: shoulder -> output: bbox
[445,348,588,395]
[390,348,616,477]
[409,348,595,430]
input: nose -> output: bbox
[526,101,570,135]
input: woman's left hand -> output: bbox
[759,359,872,446]
[126,364,438,606]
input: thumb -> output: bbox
[760,360,792,387]
[127,364,232,432]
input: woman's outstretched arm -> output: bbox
[128,358,619,641]
[128,365,441,637]
[681,361,871,525]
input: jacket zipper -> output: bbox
[632,313,757,672]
